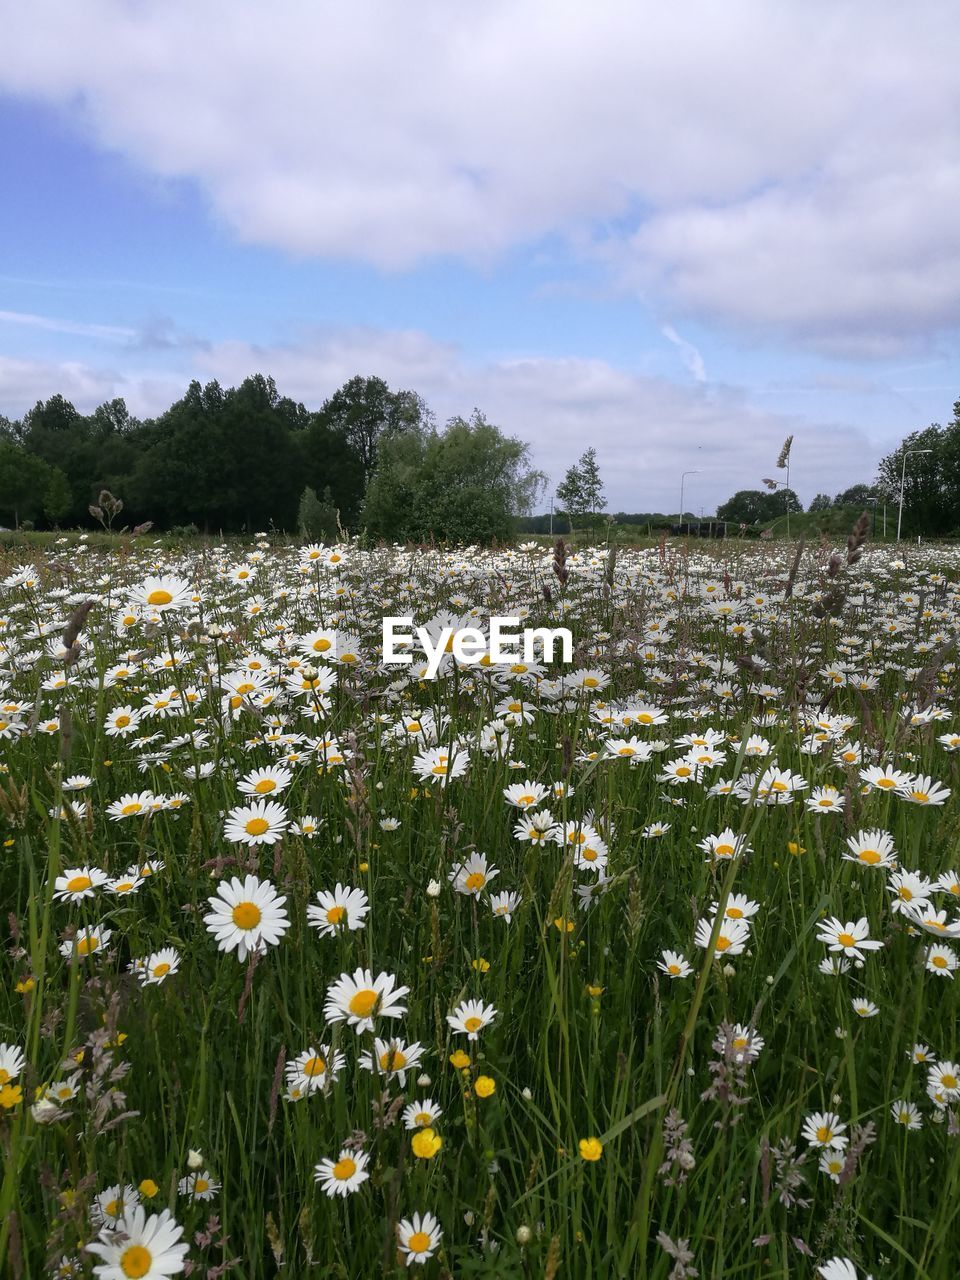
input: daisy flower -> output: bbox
[222,799,289,846]
[106,791,156,821]
[130,575,194,612]
[815,916,883,960]
[86,1204,188,1278]
[698,828,751,862]
[925,944,958,977]
[358,1037,424,1087]
[927,1061,960,1100]
[801,1110,848,1150]
[307,884,370,936]
[203,875,290,962]
[134,948,181,986]
[891,1100,923,1129]
[397,1212,442,1267]
[693,916,751,957]
[806,785,845,814]
[106,873,144,897]
[177,1171,220,1201]
[446,999,498,1040]
[513,810,556,843]
[324,968,409,1034]
[886,869,933,915]
[843,829,897,870]
[237,765,293,797]
[657,950,692,979]
[819,1151,846,1183]
[897,774,951,806]
[290,814,323,838]
[91,1184,141,1228]
[503,780,549,809]
[60,926,112,962]
[285,1045,346,1094]
[490,890,521,922]
[0,1043,26,1086]
[851,998,879,1018]
[314,1148,370,1198]
[413,746,469,784]
[859,763,912,792]
[53,866,108,903]
[403,1098,443,1130]
[449,852,498,898]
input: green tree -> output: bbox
[43,466,73,525]
[808,493,833,512]
[717,488,801,525]
[833,483,874,507]
[0,443,53,528]
[317,376,426,485]
[362,411,545,544]
[298,485,340,540]
[556,447,605,529]
[875,409,960,535]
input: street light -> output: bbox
[680,470,700,535]
[896,449,933,543]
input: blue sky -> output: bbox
[1,1,959,513]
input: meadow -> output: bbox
[1,528,958,1279]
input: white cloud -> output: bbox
[0,310,136,341]
[660,325,706,383]
[2,2,959,353]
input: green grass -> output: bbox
[0,536,958,1277]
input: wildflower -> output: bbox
[314,1149,371,1196]
[449,1050,470,1070]
[819,1151,846,1182]
[403,1099,443,1130]
[203,875,290,962]
[413,746,469,784]
[324,968,409,1034]
[411,1128,443,1158]
[178,1171,220,1201]
[86,1205,188,1278]
[447,999,498,1040]
[106,791,156,821]
[449,852,498,897]
[130,575,194,612]
[925,944,958,977]
[887,870,933,916]
[698,828,750,862]
[801,1111,848,1150]
[237,765,293,797]
[359,1037,424,1087]
[139,1180,159,1199]
[503,780,549,809]
[490,890,521,922]
[397,1211,442,1266]
[53,866,108,903]
[928,1060,960,1100]
[474,1075,496,1098]
[815,916,883,961]
[657,950,693,979]
[843,829,897,869]
[579,1137,603,1161]
[60,926,112,962]
[891,1100,922,1129]
[851,998,879,1018]
[91,1184,142,1228]
[693,916,750,957]
[222,799,289,846]
[0,1043,26,1086]
[897,774,951,806]
[307,884,370,936]
[285,1045,346,1094]
[859,763,912,792]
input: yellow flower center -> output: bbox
[716,843,734,857]
[911,791,929,803]
[245,817,270,836]
[66,875,92,893]
[147,589,173,606]
[518,794,535,805]
[583,677,599,688]
[837,932,856,947]
[152,962,171,977]
[232,902,262,929]
[303,1055,326,1077]
[407,720,422,732]
[932,955,948,968]
[414,1111,431,1126]
[313,638,331,651]
[715,936,731,952]
[816,1126,833,1143]
[326,905,346,925]
[380,1048,407,1070]
[120,1246,153,1279]
[105,1198,122,1218]
[637,713,653,724]
[876,778,896,788]
[254,779,276,793]
[733,1037,748,1050]
[77,935,99,956]
[726,907,743,919]
[115,881,135,893]
[859,849,882,865]
[464,1016,483,1032]
[942,1073,957,1089]
[121,802,142,815]
[115,714,130,728]
[818,798,833,807]
[333,1157,356,1180]
[675,766,692,777]
[349,988,379,1018]
[464,872,485,891]
[408,1231,431,1252]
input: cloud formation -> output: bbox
[3,1,958,354]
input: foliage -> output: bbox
[875,405,960,536]
[298,485,341,540]
[556,447,606,529]
[362,410,546,543]
[716,487,801,524]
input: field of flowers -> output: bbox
[1,529,959,1279]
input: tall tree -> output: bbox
[556,447,606,529]
[317,376,426,484]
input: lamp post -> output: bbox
[680,470,700,535]
[896,449,933,543]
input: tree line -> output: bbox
[0,374,545,542]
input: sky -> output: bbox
[1,0,959,515]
